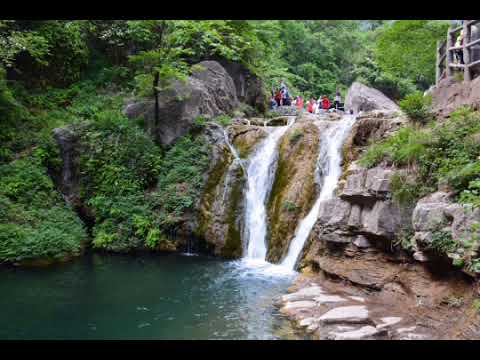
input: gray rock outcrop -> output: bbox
[411,191,480,273]
[431,76,480,118]
[216,58,268,114]
[345,82,400,114]
[124,60,239,147]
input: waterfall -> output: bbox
[243,119,294,262]
[281,115,356,270]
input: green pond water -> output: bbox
[0,252,302,340]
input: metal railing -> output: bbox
[436,20,480,84]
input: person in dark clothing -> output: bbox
[334,90,342,109]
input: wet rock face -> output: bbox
[124,60,238,147]
[431,76,480,118]
[193,124,248,259]
[230,125,268,158]
[266,120,321,263]
[52,127,80,204]
[345,82,400,114]
[51,123,96,227]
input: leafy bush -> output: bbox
[0,156,86,263]
[151,134,210,226]
[213,115,232,127]
[399,91,433,124]
[473,299,480,313]
[283,201,299,213]
[429,230,457,255]
[360,109,480,207]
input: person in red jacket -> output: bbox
[275,90,282,106]
[322,95,331,110]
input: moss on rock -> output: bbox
[266,122,320,263]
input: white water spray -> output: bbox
[281,115,356,270]
[243,119,294,262]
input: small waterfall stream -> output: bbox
[243,119,294,263]
[281,115,356,270]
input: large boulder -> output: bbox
[216,58,268,114]
[345,82,400,114]
[411,191,480,274]
[431,76,480,118]
[124,60,239,147]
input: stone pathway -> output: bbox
[276,281,431,340]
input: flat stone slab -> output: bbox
[282,286,324,302]
[319,305,370,324]
[399,333,428,340]
[348,296,365,303]
[397,326,417,334]
[377,316,402,329]
[283,300,317,310]
[328,325,380,340]
[314,294,346,304]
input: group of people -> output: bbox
[271,81,292,107]
[269,81,344,113]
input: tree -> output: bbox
[375,20,449,90]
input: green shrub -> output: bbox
[283,201,298,213]
[360,109,480,208]
[429,230,457,255]
[289,130,304,145]
[473,299,480,313]
[399,91,433,124]
[194,115,207,127]
[214,115,232,127]
[0,156,86,263]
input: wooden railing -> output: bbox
[436,20,480,84]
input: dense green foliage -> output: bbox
[1,19,473,266]
[360,108,480,208]
[0,154,86,263]
[375,20,449,90]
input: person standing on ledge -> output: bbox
[322,95,331,111]
[334,89,342,110]
[296,96,304,111]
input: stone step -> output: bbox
[313,294,346,304]
[319,305,370,324]
[328,325,387,340]
[281,286,324,302]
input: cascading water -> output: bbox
[243,119,294,264]
[281,114,356,270]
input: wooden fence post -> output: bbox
[463,20,472,82]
